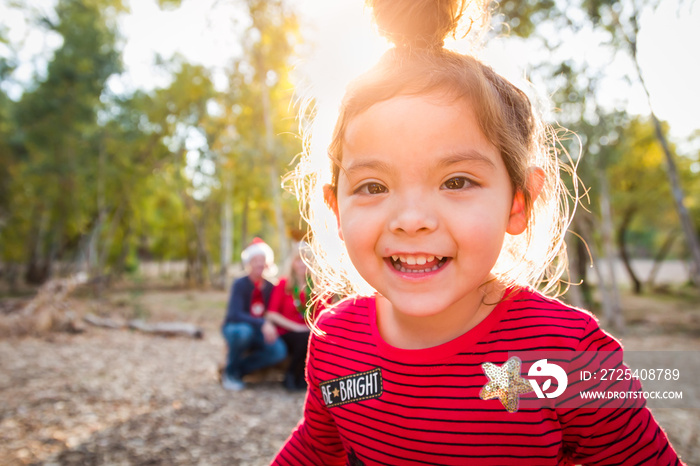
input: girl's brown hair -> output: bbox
[289,0,575,311]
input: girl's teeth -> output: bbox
[391,254,447,266]
[393,264,442,273]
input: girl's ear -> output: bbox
[507,167,545,235]
[323,184,343,241]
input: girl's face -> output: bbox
[330,93,528,324]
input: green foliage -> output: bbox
[1,0,124,280]
[497,0,698,243]
[3,0,695,290]
[212,0,303,256]
[155,0,182,10]
[494,0,557,37]
[0,69,15,229]
[0,0,305,285]
[606,117,678,255]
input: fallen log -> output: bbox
[0,274,88,337]
[83,314,204,339]
[20,273,88,318]
[83,313,125,329]
[128,319,204,339]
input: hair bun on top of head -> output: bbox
[366,0,468,48]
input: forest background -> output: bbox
[1,0,699,464]
[1,0,699,305]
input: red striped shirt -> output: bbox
[272,287,681,465]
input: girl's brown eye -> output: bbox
[366,183,387,194]
[355,182,388,195]
[443,177,468,190]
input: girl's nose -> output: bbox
[388,196,438,235]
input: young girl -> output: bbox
[273,0,682,464]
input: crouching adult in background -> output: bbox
[221,238,287,391]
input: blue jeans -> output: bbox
[221,322,287,379]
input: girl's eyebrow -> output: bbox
[341,150,495,177]
[437,150,496,170]
[342,158,395,177]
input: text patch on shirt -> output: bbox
[320,368,382,408]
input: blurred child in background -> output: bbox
[265,243,313,392]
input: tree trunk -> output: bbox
[73,211,104,279]
[185,238,201,287]
[97,204,125,287]
[25,208,51,285]
[241,188,250,254]
[190,217,211,286]
[576,231,594,309]
[259,69,289,262]
[598,169,624,332]
[648,111,700,287]
[74,215,102,292]
[114,222,132,276]
[219,176,233,289]
[579,216,615,322]
[177,161,212,287]
[570,215,595,309]
[647,230,678,289]
[91,139,107,294]
[623,11,700,287]
[5,262,20,293]
[564,231,585,308]
[575,215,600,309]
[616,206,642,295]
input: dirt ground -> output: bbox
[1,284,699,465]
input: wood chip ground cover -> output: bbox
[0,288,698,465]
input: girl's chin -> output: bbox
[378,292,455,318]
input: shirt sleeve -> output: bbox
[558,317,682,465]
[271,333,346,465]
[225,278,264,327]
[267,280,285,315]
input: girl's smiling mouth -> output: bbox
[387,254,449,273]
